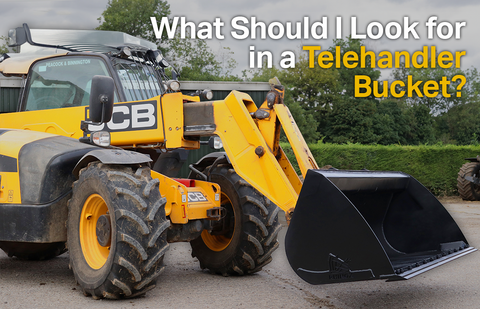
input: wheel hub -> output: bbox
[201,192,235,251]
[96,214,112,247]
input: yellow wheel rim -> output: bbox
[79,194,110,269]
[201,193,235,252]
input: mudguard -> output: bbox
[0,130,97,242]
[72,148,152,178]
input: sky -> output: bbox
[0,0,479,79]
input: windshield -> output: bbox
[114,58,165,102]
[24,56,117,111]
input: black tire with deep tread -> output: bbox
[190,164,281,276]
[67,162,169,299]
[457,162,480,201]
[0,241,66,260]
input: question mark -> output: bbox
[452,75,466,97]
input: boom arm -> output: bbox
[184,84,317,214]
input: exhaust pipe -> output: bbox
[285,169,476,284]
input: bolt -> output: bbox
[255,146,265,158]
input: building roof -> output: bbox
[180,80,271,92]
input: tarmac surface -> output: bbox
[0,196,479,308]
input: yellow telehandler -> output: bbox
[0,24,475,299]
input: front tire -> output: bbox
[67,162,169,299]
[457,162,480,201]
[190,165,281,276]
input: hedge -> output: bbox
[281,143,480,196]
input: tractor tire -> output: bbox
[67,162,169,299]
[458,162,480,201]
[190,164,281,276]
[0,241,66,260]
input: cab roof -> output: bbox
[1,26,158,76]
[0,52,68,76]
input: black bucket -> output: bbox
[285,169,476,284]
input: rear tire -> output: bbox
[190,165,281,276]
[457,162,480,201]
[67,162,169,299]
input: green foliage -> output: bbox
[96,0,239,81]
[280,55,340,140]
[324,97,380,144]
[167,36,240,81]
[404,104,436,144]
[391,63,477,114]
[431,68,480,144]
[96,0,171,47]
[373,99,408,145]
[94,4,480,147]
[283,93,320,143]
[248,64,283,82]
[436,102,480,145]
[328,37,381,98]
[0,36,9,54]
[282,142,480,195]
[245,63,320,143]
[282,54,340,111]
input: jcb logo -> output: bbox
[188,192,207,203]
[87,101,157,132]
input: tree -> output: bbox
[96,0,171,48]
[318,37,383,143]
[283,92,320,143]
[248,63,284,83]
[0,36,9,54]
[373,98,408,145]
[392,64,480,112]
[328,37,381,99]
[96,0,240,81]
[245,63,320,143]
[391,63,468,114]
[435,101,480,145]
[324,97,380,144]
[277,55,339,140]
[391,62,480,144]
[166,35,240,81]
[404,104,436,145]
[282,54,340,111]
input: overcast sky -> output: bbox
[1,0,478,79]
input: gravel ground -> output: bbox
[0,196,478,309]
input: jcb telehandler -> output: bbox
[0,24,475,299]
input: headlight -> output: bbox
[208,136,223,149]
[91,131,111,147]
[119,46,132,58]
[154,50,169,68]
[203,89,213,100]
[166,80,181,92]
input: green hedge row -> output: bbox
[281,143,480,196]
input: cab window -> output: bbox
[24,56,117,111]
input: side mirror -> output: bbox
[89,75,114,123]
